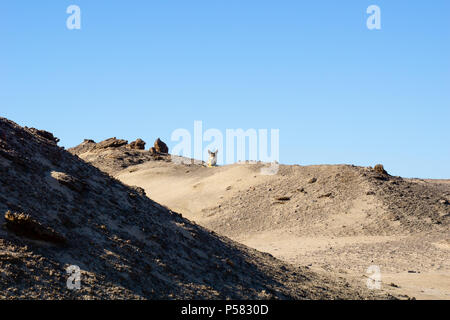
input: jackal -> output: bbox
[207,149,218,167]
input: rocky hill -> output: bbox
[0,117,389,299]
[70,139,450,299]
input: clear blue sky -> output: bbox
[1,1,449,178]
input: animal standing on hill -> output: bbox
[207,150,218,167]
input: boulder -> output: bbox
[374,164,388,175]
[127,139,146,150]
[27,128,60,144]
[308,177,317,184]
[154,138,168,154]
[51,171,85,193]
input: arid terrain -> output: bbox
[70,138,450,300]
[0,117,393,299]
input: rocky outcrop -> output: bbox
[154,138,168,154]
[69,140,172,175]
[374,164,388,175]
[68,139,97,155]
[127,139,146,150]
[51,171,85,193]
[1,117,383,300]
[26,128,60,144]
[4,211,66,245]
[94,137,128,150]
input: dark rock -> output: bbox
[4,211,66,244]
[276,196,291,201]
[130,186,146,197]
[154,138,168,154]
[51,171,85,193]
[127,139,146,150]
[308,177,317,184]
[27,128,60,144]
[318,192,333,199]
[374,164,388,175]
[298,187,307,194]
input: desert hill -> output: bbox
[70,138,450,299]
[0,117,388,299]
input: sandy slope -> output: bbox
[108,159,450,300]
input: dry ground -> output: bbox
[108,159,450,300]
